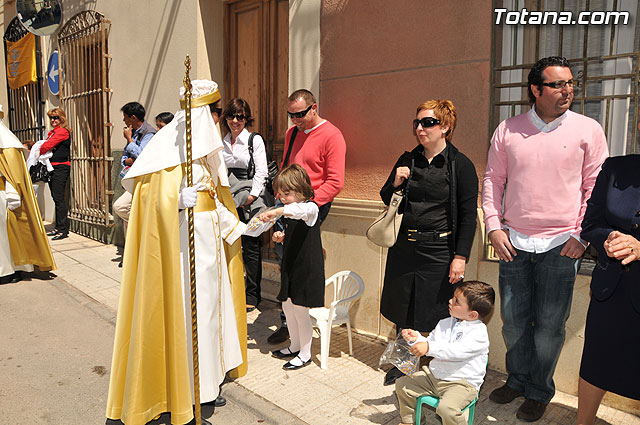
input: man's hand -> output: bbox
[272,231,285,243]
[488,229,517,262]
[604,231,640,265]
[393,166,410,188]
[123,126,133,143]
[560,237,586,259]
[123,158,134,166]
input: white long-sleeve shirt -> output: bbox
[283,201,319,226]
[222,128,268,198]
[417,317,489,390]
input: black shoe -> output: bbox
[186,417,211,425]
[118,260,123,268]
[516,398,547,422]
[9,271,22,283]
[267,326,289,344]
[46,229,60,236]
[272,347,299,359]
[283,356,311,370]
[383,366,405,386]
[489,384,524,404]
[52,233,68,241]
[214,395,226,407]
[0,275,12,284]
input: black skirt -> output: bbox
[580,273,640,400]
[380,231,454,332]
[277,217,325,308]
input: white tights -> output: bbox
[282,298,312,363]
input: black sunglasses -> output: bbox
[49,115,60,120]
[413,117,441,129]
[541,79,579,89]
[227,113,247,121]
[287,104,313,119]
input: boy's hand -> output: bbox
[409,341,428,357]
[272,231,285,243]
[401,329,419,342]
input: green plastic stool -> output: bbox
[415,394,477,425]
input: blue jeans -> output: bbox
[499,244,580,404]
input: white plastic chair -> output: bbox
[309,271,365,370]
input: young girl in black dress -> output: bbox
[259,164,325,370]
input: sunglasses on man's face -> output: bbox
[413,117,441,129]
[49,116,60,120]
[541,79,579,90]
[287,104,313,119]
[227,113,247,121]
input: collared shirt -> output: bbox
[482,109,609,251]
[403,144,450,231]
[120,125,155,177]
[222,128,268,198]
[416,317,489,390]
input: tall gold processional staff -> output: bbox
[106,58,247,425]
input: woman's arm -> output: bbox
[454,155,479,259]
[249,134,268,198]
[580,158,614,261]
[379,153,408,205]
[39,128,69,154]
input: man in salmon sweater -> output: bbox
[267,89,346,344]
[482,56,609,422]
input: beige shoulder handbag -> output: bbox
[366,190,404,247]
[366,158,412,248]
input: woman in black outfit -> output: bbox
[380,99,478,385]
[40,108,71,240]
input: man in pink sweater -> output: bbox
[267,89,346,345]
[482,56,608,422]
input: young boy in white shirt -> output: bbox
[395,280,495,425]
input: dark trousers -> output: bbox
[48,164,70,234]
[242,234,263,306]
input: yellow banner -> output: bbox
[6,33,37,89]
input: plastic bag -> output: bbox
[242,206,280,237]
[379,333,420,376]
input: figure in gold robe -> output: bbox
[106,80,247,425]
[0,108,55,284]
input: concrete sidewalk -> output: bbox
[47,231,639,425]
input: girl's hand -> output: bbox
[272,231,285,243]
[392,166,411,188]
[401,328,419,342]
[448,255,466,283]
[260,209,278,222]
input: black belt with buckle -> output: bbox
[403,228,452,242]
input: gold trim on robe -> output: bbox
[0,147,55,271]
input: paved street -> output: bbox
[1,230,637,424]
[0,274,301,425]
